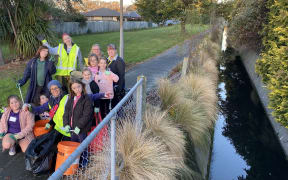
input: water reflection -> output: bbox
[210,52,288,180]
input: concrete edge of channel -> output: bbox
[238,47,288,159]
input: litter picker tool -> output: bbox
[13,77,24,104]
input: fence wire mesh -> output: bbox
[57,91,136,180]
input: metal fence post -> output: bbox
[111,115,116,180]
[136,76,146,126]
[181,57,189,77]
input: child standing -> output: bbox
[87,54,99,77]
[95,57,119,118]
[0,95,35,155]
[62,79,105,143]
[17,46,56,105]
[82,68,100,111]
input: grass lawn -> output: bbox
[71,24,208,64]
[0,24,208,107]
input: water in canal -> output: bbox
[209,51,288,180]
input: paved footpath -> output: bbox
[0,30,208,180]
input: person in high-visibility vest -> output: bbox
[37,33,84,93]
[23,80,71,137]
[23,80,107,137]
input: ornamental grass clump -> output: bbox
[143,105,202,179]
[178,73,218,124]
[82,120,178,180]
[158,80,212,151]
[158,78,178,110]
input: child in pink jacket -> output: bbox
[95,57,119,118]
[0,95,35,155]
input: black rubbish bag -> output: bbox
[25,129,61,175]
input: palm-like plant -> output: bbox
[0,0,55,58]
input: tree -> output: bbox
[0,0,55,58]
[72,0,120,12]
[126,4,137,12]
[135,0,168,25]
[136,0,213,33]
[0,0,84,60]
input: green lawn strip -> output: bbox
[0,66,29,107]
[0,42,17,62]
[0,24,208,107]
[71,24,208,64]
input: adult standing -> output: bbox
[84,44,103,66]
[90,44,103,59]
[107,44,125,108]
[38,33,84,92]
[17,46,56,105]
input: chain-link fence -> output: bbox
[48,76,146,180]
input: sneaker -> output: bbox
[9,146,16,156]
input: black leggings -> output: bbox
[100,99,111,119]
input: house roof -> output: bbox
[124,11,141,18]
[82,8,120,17]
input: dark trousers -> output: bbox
[63,133,88,168]
[111,91,125,119]
[111,90,125,108]
[32,86,44,106]
[100,99,111,119]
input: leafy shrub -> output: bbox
[255,0,288,127]
[228,0,269,51]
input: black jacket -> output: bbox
[18,57,56,103]
[90,81,100,108]
[108,56,125,92]
[63,94,93,134]
[90,81,99,94]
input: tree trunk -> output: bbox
[0,47,4,66]
[6,5,17,40]
[181,21,186,34]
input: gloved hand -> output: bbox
[45,123,51,130]
[63,125,71,133]
[0,133,5,139]
[16,83,21,88]
[105,70,111,75]
[36,34,45,41]
[74,127,80,135]
[22,103,31,112]
[94,107,99,113]
[9,134,19,141]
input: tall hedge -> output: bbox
[255,0,288,127]
[228,0,269,51]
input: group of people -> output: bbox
[0,33,125,158]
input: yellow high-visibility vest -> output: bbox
[53,95,71,137]
[55,43,79,76]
